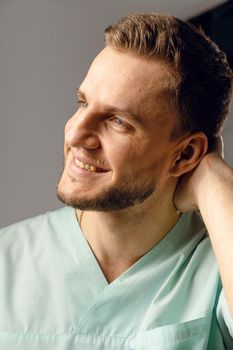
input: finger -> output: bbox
[211,136,224,158]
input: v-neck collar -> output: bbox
[66,208,204,289]
[67,208,109,295]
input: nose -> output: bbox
[65,111,101,150]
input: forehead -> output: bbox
[81,47,175,126]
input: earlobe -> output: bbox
[169,133,208,177]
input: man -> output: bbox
[0,13,233,350]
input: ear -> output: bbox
[169,132,208,177]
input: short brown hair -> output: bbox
[105,13,233,143]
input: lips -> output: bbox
[74,158,107,173]
[69,150,110,175]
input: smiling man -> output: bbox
[1,13,233,350]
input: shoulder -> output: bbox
[0,206,77,259]
[0,206,73,239]
[0,206,79,332]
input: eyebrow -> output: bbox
[76,88,144,125]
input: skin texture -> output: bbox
[57,47,180,210]
[57,46,220,283]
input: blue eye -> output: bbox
[114,118,123,125]
[109,116,129,129]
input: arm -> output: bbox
[174,147,233,318]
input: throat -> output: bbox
[97,256,141,283]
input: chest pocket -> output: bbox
[130,314,212,350]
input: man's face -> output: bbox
[57,47,178,211]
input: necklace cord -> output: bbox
[79,210,84,229]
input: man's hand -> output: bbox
[173,137,224,213]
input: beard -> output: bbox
[56,168,155,212]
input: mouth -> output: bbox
[74,158,108,173]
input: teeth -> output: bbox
[90,165,96,172]
[75,158,98,172]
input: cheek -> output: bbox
[106,141,148,170]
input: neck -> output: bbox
[76,194,180,282]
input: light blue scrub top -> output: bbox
[0,207,233,349]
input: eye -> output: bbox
[77,99,88,108]
[109,116,131,130]
[111,117,123,126]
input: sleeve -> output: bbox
[216,289,233,349]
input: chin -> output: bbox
[56,182,80,208]
[56,178,97,210]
